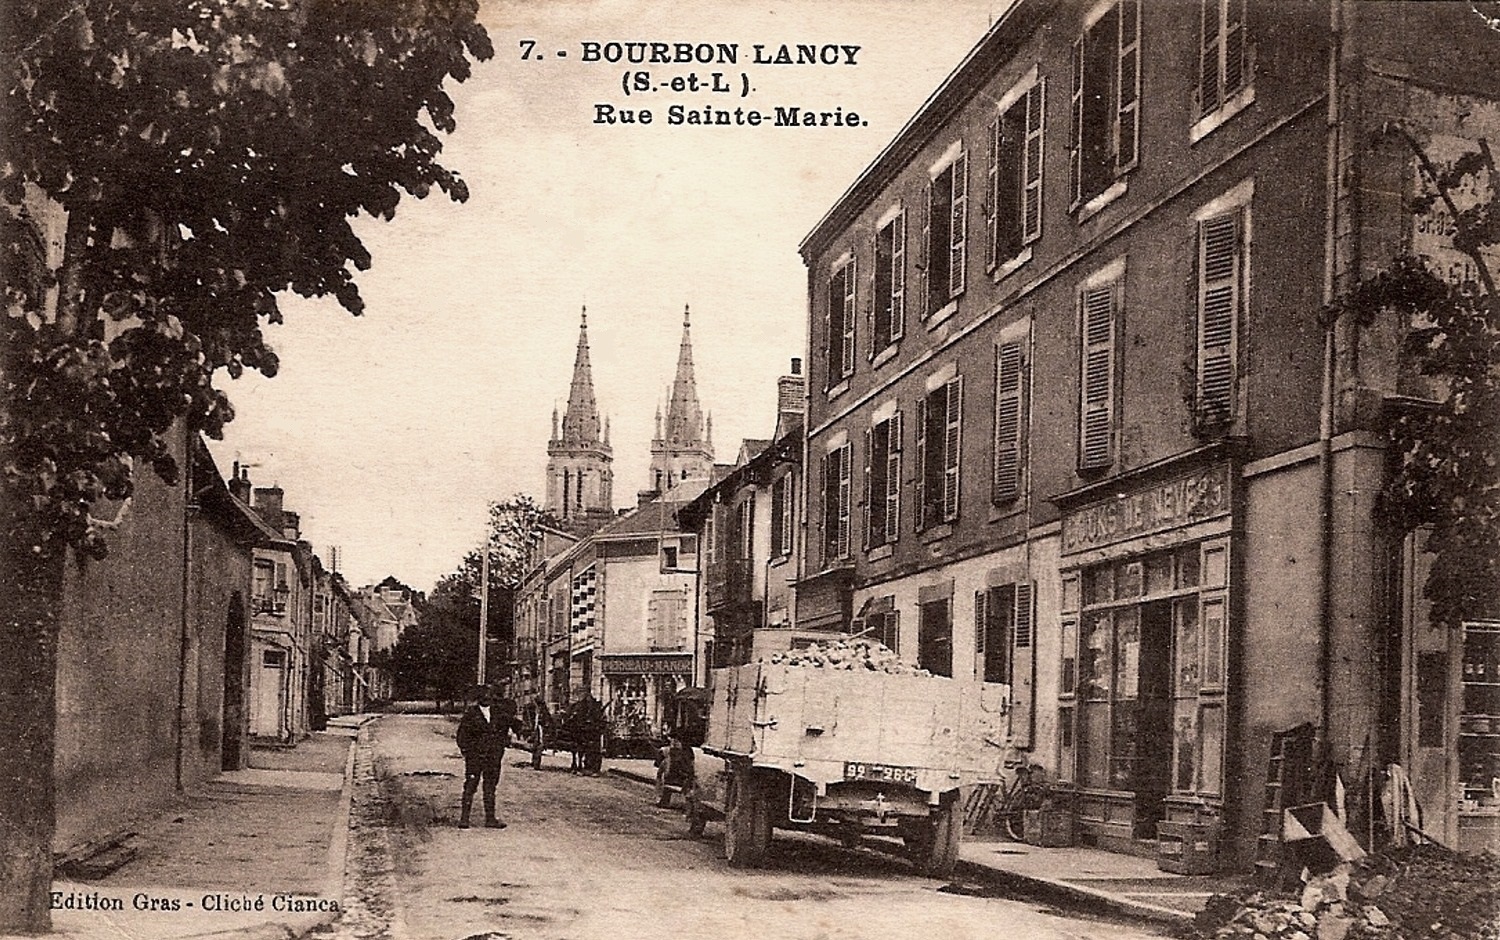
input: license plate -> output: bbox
[843,761,919,785]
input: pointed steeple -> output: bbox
[663,305,704,446]
[560,306,603,447]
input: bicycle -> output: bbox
[967,762,1050,840]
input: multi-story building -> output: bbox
[797,0,1498,865]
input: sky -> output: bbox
[209,0,1010,592]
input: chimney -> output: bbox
[775,357,806,436]
[253,486,284,531]
[228,463,252,504]
[280,509,301,542]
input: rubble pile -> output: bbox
[765,639,930,676]
[1187,845,1500,940]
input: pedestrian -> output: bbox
[576,690,606,774]
[455,685,517,829]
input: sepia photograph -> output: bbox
[2,1,1499,938]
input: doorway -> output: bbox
[255,648,287,738]
[1134,599,1174,838]
[222,593,247,769]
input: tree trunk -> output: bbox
[0,524,64,933]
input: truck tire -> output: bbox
[724,772,771,867]
[531,738,543,770]
[654,765,673,808]
[920,799,963,878]
[685,789,707,836]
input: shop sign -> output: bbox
[1062,464,1230,554]
[599,654,691,676]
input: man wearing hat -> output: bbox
[456,685,517,829]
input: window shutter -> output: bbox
[1224,0,1247,101]
[943,375,963,521]
[1010,582,1035,747]
[647,594,662,650]
[913,396,928,530]
[1069,36,1085,206]
[921,183,933,319]
[824,272,838,388]
[862,428,873,550]
[866,234,878,361]
[948,152,968,298]
[886,412,902,543]
[782,472,795,558]
[1115,0,1141,173]
[837,444,852,558]
[819,452,833,566]
[993,341,1024,502]
[987,116,1001,268]
[842,258,857,378]
[1197,212,1240,422]
[1199,0,1222,116]
[744,492,756,564]
[1079,283,1116,469]
[1022,81,1045,244]
[891,212,906,340]
[769,478,783,559]
[974,589,988,663]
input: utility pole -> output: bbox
[477,544,490,686]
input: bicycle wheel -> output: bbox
[1003,804,1026,842]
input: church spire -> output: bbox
[663,305,704,446]
[560,306,603,447]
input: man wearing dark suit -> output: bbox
[456,686,516,829]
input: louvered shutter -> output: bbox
[862,428,873,550]
[819,452,833,566]
[1199,0,1222,116]
[1197,212,1240,422]
[993,341,1024,502]
[1010,582,1035,747]
[841,258,857,378]
[782,471,795,558]
[987,116,1001,268]
[943,376,963,521]
[1022,81,1045,244]
[886,412,902,543]
[948,152,968,299]
[891,212,906,340]
[744,493,756,565]
[824,272,838,388]
[866,234,878,360]
[837,444,852,558]
[921,183,933,319]
[913,396,928,531]
[1224,0,1247,100]
[1080,283,1116,469]
[974,590,988,676]
[1069,36,1085,206]
[1115,0,1140,173]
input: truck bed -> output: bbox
[703,663,1011,791]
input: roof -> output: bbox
[678,427,802,529]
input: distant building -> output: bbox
[644,307,715,500]
[546,308,617,534]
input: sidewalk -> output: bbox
[34,714,372,940]
[608,757,1242,929]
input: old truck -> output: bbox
[681,648,1011,876]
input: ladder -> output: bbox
[1255,723,1315,885]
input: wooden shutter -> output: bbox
[974,589,988,675]
[886,412,902,543]
[1079,283,1116,469]
[782,472,795,558]
[1197,212,1240,421]
[993,341,1024,502]
[769,477,783,559]
[841,258,857,378]
[1224,0,1247,100]
[1115,0,1140,174]
[995,105,1023,264]
[987,116,1001,268]
[819,451,833,565]
[920,183,933,319]
[743,493,756,565]
[913,396,928,531]
[862,428,873,550]
[1022,81,1045,244]
[1010,582,1035,747]
[891,211,906,340]
[942,375,963,521]
[1069,36,1085,206]
[836,444,852,558]
[824,271,838,388]
[948,152,968,299]
[1199,0,1221,116]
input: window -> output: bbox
[735,496,755,563]
[647,589,688,651]
[873,210,906,353]
[820,442,852,565]
[871,609,900,654]
[1078,270,1120,470]
[660,545,679,571]
[1196,0,1250,121]
[993,340,1028,502]
[770,472,793,559]
[989,78,1045,266]
[915,374,963,529]
[1069,0,1141,209]
[923,149,968,316]
[918,598,953,677]
[825,256,857,387]
[1195,208,1245,429]
[976,582,1036,746]
[864,411,902,549]
[253,560,275,606]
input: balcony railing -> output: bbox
[705,558,756,612]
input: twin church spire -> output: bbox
[545,305,711,525]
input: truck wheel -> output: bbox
[655,766,673,808]
[920,799,963,878]
[531,738,543,770]
[685,789,707,836]
[724,772,770,867]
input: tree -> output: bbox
[0,1,490,929]
[1340,124,1500,632]
[487,493,561,589]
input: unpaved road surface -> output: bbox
[330,715,1170,940]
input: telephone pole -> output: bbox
[477,544,490,686]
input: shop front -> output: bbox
[1054,456,1236,855]
[599,652,693,756]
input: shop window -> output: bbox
[1060,617,1078,696]
[1058,705,1075,783]
[918,598,953,678]
[1173,702,1197,791]
[1202,597,1226,690]
[1177,544,1201,587]
[1144,551,1174,596]
[1459,621,1500,813]
[1198,703,1225,795]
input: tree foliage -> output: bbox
[1,0,493,555]
[487,493,561,589]
[1342,126,1500,630]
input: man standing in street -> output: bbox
[456,686,515,829]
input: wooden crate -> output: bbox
[1158,819,1220,874]
[1024,809,1076,847]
